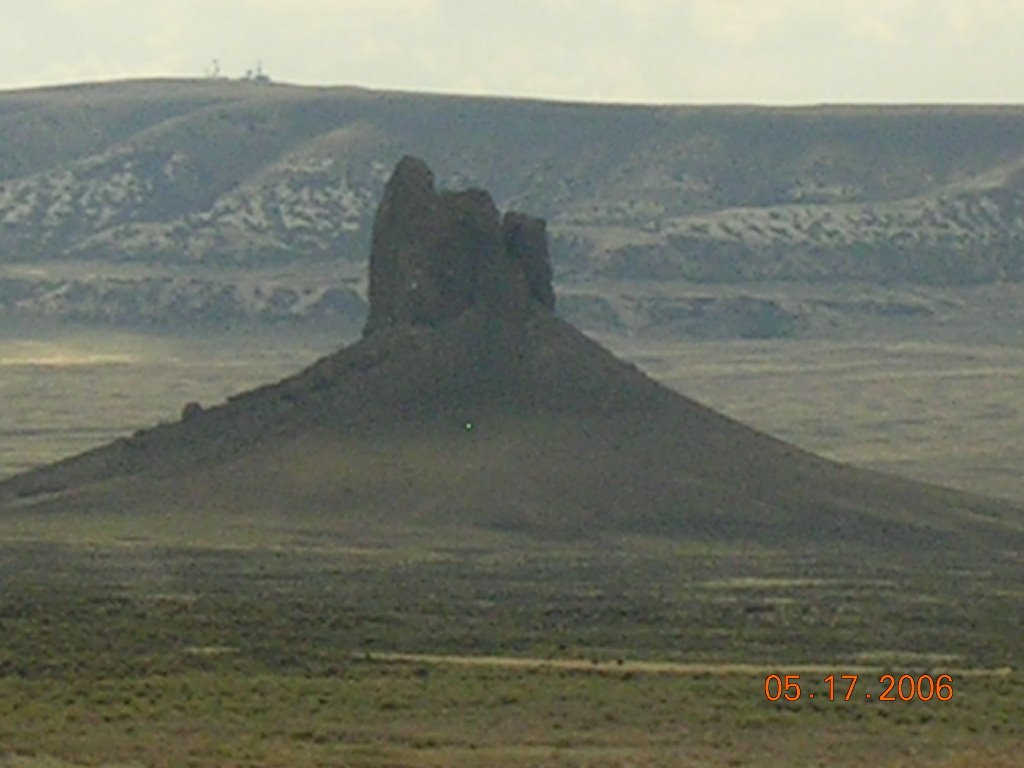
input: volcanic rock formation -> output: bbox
[364,156,553,335]
[1,157,1021,552]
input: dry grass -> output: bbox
[0,517,1020,767]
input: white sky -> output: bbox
[4,0,1024,104]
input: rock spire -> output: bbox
[364,156,555,336]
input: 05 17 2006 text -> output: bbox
[764,673,954,702]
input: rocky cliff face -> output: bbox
[364,156,554,335]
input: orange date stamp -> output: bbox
[764,673,954,702]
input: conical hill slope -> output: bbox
[2,158,1021,552]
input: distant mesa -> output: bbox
[1,157,1020,552]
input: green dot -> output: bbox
[465,422,474,432]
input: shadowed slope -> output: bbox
[2,158,1021,552]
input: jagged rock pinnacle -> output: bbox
[363,156,555,336]
[503,211,555,312]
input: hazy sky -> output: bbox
[4,0,1024,103]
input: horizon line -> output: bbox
[4,75,1024,111]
